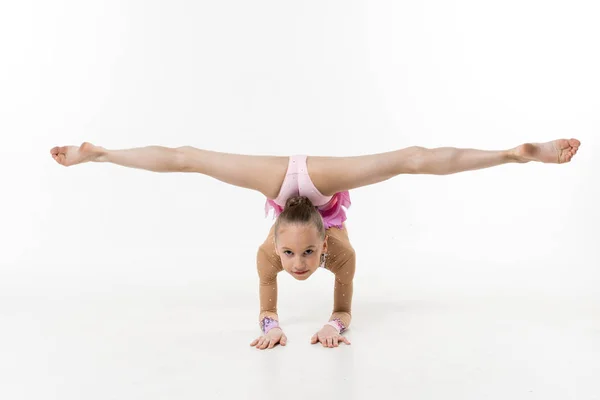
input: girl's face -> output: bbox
[275,223,328,281]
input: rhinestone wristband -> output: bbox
[326,319,346,334]
[260,317,280,334]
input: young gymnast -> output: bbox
[50,138,581,350]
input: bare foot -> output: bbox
[50,142,105,166]
[511,138,581,164]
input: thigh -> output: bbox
[306,147,422,196]
[181,146,289,199]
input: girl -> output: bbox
[50,138,581,350]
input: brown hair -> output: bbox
[274,196,325,243]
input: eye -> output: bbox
[283,250,314,256]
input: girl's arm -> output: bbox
[310,256,354,348]
[329,260,354,333]
[257,248,282,331]
[322,225,356,334]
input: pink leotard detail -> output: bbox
[264,155,351,229]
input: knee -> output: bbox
[174,146,191,172]
[404,146,427,174]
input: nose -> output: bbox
[293,263,306,272]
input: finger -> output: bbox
[256,337,266,349]
[320,336,327,347]
[327,337,333,348]
[260,338,270,349]
[250,338,260,346]
[50,147,59,155]
[333,336,339,347]
[310,333,318,344]
[260,336,271,349]
[280,334,287,346]
[340,336,351,345]
[268,339,276,349]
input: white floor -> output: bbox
[1,281,599,400]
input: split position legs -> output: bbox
[50,143,289,198]
[306,139,581,196]
[51,139,581,198]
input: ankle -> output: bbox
[505,148,518,162]
[505,146,527,163]
[94,147,109,162]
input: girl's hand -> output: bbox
[250,328,287,350]
[310,324,351,348]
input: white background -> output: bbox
[1,0,599,399]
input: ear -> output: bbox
[322,234,329,253]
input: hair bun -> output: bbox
[274,195,325,242]
[285,195,313,209]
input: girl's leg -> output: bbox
[177,146,289,198]
[50,142,289,198]
[307,138,581,196]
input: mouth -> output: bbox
[293,270,309,275]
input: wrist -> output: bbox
[260,316,280,334]
[325,319,346,334]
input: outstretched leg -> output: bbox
[50,143,289,198]
[307,138,581,196]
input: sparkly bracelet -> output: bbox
[326,319,346,334]
[260,317,280,334]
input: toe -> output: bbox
[559,139,571,150]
